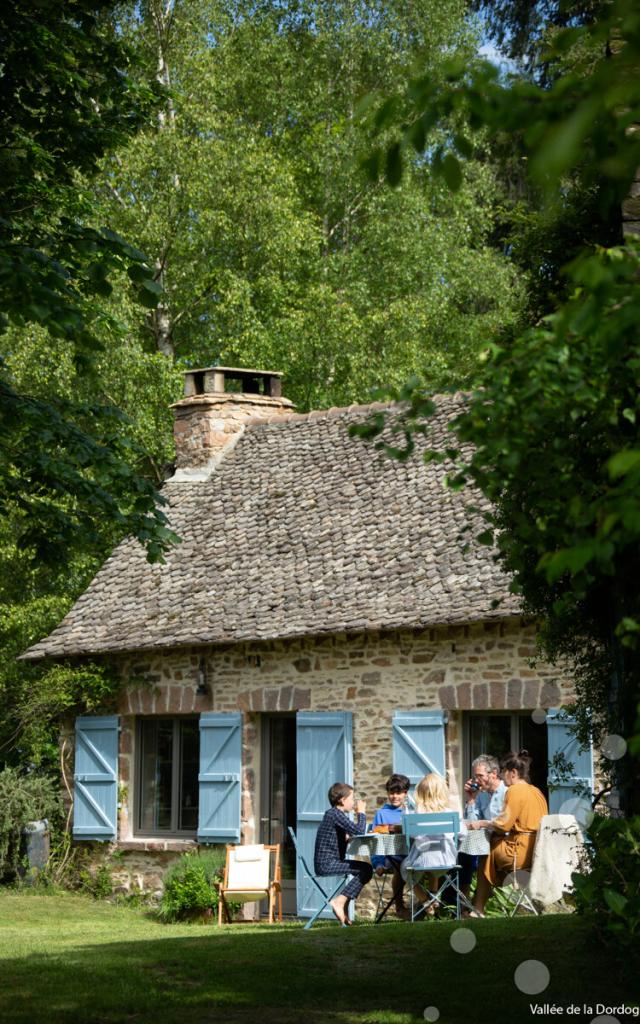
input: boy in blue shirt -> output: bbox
[371,773,411,919]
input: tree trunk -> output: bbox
[149,0,178,360]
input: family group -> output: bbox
[313,749,548,924]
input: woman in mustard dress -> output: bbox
[466,749,547,916]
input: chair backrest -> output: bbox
[402,811,460,842]
[225,844,270,891]
[288,826,313,876]
[528,813,585,905]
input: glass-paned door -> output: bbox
[466,712,548,799]
[260,715,297,912]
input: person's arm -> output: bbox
[464,790,486,822]
[333,808,367,837]
[370,808,382,868]
[489,787,518,834]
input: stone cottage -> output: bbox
[22,366,592,917]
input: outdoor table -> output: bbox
[346,831,408,861]
[347,828,491,921]
[346,832,408,923]
[457,826,492,857]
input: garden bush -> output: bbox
[572,814,640,968]
[158,848,227,922]
[0,767,61,880]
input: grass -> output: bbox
[0,892,636,1024]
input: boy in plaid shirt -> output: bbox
[314,781,372,925]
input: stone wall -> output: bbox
[74,617,575,915]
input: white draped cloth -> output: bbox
[527,813,586,906]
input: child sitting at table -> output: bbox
[401,772,464,916]
[371,772,411,919]
[314,781,372,925]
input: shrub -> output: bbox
[572,814,640,969]
[79,863,114,900]
[0,767,61,880]
[159,848,227,922]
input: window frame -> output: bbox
[134,715,199,838]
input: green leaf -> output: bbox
[385,142,403,187]
[607,450,640,479]
[441,153,462,192]
[530,99,599,183]
[139,279,163,297]
[604,889,628,917]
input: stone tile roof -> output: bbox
[22,396,520,660]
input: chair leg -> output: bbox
[303,876,350,930]
[219,892,230,925]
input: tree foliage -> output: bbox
[472,0,604,67]
[94,0,526,408]
[0,0,178,565]
[0,1,527,771]
[356,0,640,812]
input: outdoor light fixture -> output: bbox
[196,656,209,696]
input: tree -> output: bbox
[356,0,640,813]
[473,0,604,68]
[0,320,183,769]
[0,0,527,771]
[0,0,178,564]
[92,0,526,409]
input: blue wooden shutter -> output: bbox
[546,708,594,814]
[73,716,119,840]
[197,713,242,843]
[393,710,446,800]
[296,711,353,919]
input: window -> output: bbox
[136,717,199,836]
[464,712,548,797]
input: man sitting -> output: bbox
[460,754,506,899]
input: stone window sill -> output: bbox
[117,838,198,853]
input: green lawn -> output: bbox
[0,892,636,1024]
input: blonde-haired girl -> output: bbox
[414,772,449,813]
[401,772,463,916]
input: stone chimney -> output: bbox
[171,366,294,478]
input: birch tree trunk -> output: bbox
[149,0,178,360]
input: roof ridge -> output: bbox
[246,390,469,429]
[247,399,396,429]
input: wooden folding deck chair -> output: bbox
[217,843,282,924]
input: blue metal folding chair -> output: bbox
[402,812,475,920]
[288,826,353,929]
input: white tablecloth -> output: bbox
[346,833,408,860]
[457,828,492,856]
[349,828,491,860]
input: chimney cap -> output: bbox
[184,365,283,378]
[182,365,283,399]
